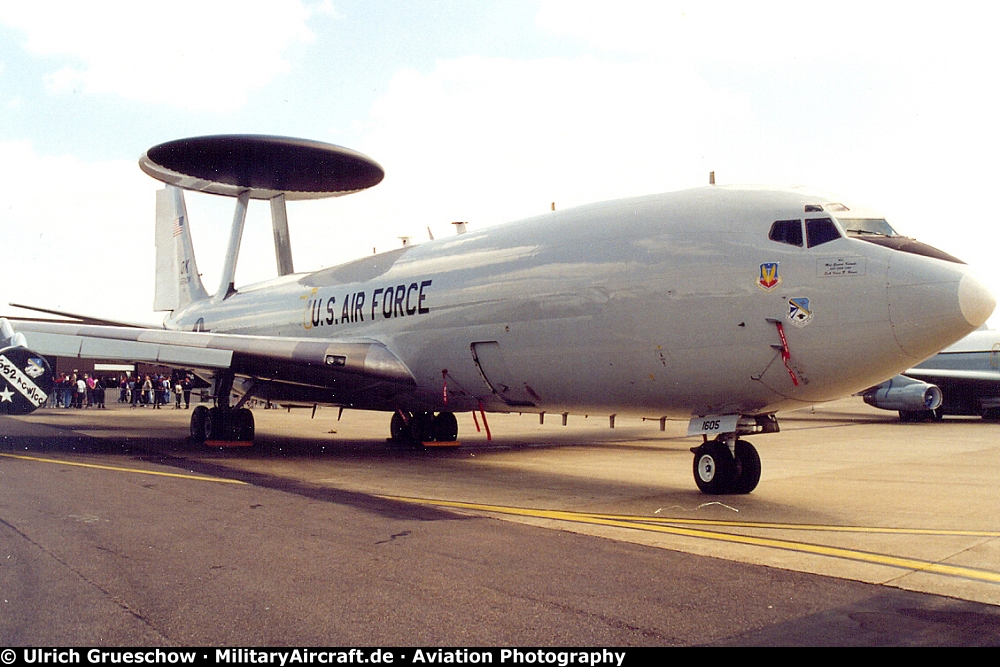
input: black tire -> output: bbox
[730,439,761,494]
[390,411,412,442]
[433,412,459,442]
[234,408,254,441]
[205,407,233,441]
[411,411,436,443]
[693,440,735,494]
[190,405,210,443]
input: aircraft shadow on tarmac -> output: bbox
[0,422,814,527]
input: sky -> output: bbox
[1,1,999,325]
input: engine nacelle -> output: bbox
[0,345,55,415]
[863,376,942,412]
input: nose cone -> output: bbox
[888,253,996,359]
[959,272,996,328]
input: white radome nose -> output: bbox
[888,254,996,360]
[958,272,996,328]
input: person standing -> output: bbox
[75,375,86,409]
[85,374,96,408]
[94,378,106,409]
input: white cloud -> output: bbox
[0,0,316,112]
[536,1,999,66]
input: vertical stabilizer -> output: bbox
[154,185,209,312]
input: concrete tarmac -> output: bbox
[2,397,999,646]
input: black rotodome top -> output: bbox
[140,135,384,200]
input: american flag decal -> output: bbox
[172,216,184,237]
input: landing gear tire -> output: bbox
[205,407,229,440]
[410,411,436,443]
[390,411,411,442]
[389,410,459,445]
[234,408,254,441]
[693,438,760,494]
[190,405,210,443]
[432,412,459,442]
[192,406,254,444]
[730,439,761,494]
[693,440,735,495]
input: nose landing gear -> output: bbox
[692,436,761,494]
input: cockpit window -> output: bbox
[769,219,803,247]
[805,218,841,247]
[838,217,898,237]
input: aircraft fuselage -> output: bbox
[165,185,989,420]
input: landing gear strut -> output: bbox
[692,436,761,494]
[390,410,459,446]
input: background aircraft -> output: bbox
[864,329,1000,421]
[1,135,994,495]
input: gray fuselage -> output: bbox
[166,185,989,419]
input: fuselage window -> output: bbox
[806,218,841,247]
[769,219,803,247]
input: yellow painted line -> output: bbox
[383,495,1000,585]
[579,512,1000,538]
[0,452,246,485]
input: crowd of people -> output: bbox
[48,372,195,410]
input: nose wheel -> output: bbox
[692,437,760,494]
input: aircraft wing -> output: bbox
[904,368,1000,384]
[2,319,415,398]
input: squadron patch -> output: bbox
[757,262,781,291]
[0,346,53,415]
[787,297,813,328]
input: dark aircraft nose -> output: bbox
[887,251,995,360]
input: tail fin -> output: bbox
[154,185,209,312]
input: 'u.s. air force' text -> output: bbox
[302,280,432,329]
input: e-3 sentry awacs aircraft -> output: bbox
[1,135,994,494]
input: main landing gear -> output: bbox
[190,405,255,444]
[188,371,255,446]
[390,410,459,446]
[691,436,761,494]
